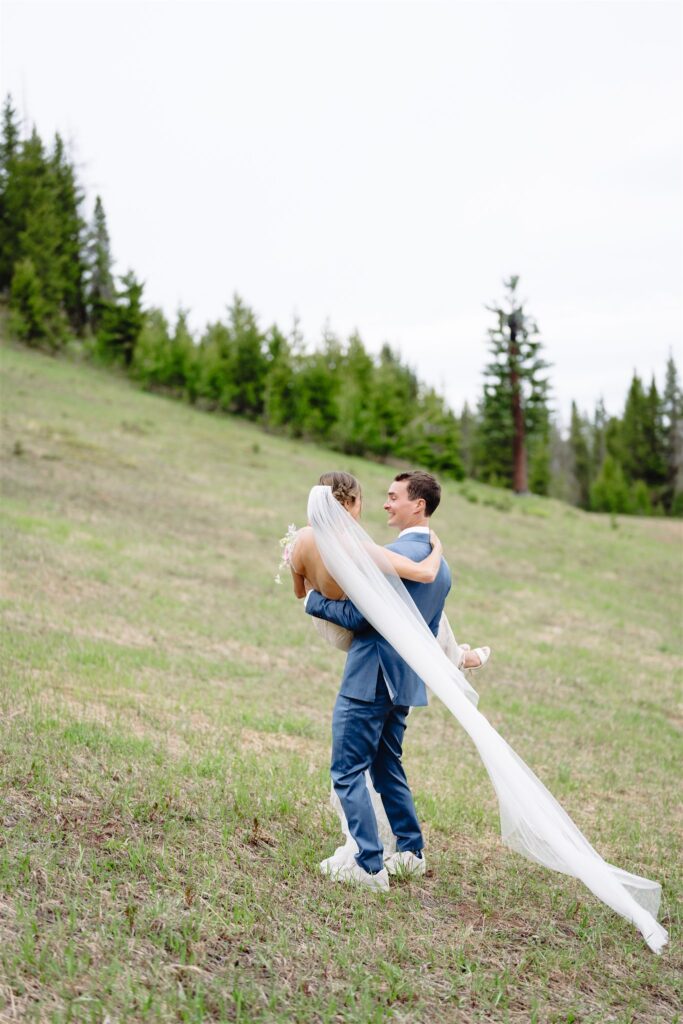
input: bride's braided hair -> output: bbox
[319,471,361,509]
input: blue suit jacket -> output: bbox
[305,530,451,707]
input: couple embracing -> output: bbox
[291,470,487,892]
[285,470,668,953]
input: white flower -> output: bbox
[275,523,299,585]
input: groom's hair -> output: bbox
[394,471,441,516]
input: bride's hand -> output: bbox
[429,529,443,556]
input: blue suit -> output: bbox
[306,529,451,874]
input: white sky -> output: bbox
[2,0,682,423]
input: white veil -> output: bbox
[308,485,667,954]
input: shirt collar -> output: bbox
[398,526,430,538]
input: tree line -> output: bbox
[1,95,681,515]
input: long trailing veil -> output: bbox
[307,485,667,954]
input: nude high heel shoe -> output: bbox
[459,644,491,670]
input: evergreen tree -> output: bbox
[97,271,144,366]
[8,257,53,346]
[16,211,70,347]
[85,195,115,331]
[195,320,233,409]
[662,353,683,511]
[526,400,551,496]
[6,128,71,346]
[547,421,574,503]
[458,402,477,479]
[398,389,464,479]
[629,479,652,516]
[3,124,87,347]
[131,307,172,386]
[569,402,591,508]
[294,331,342,440]
[478,276,550,492]
[591,397,608,478]
[620,373,649,482]
[0,95,21,289]
[131,307,197,398]
[590,455,631,514]
[528,428,551,496]
[331,331,379,455]
[372,344,419,456]
[604,414,623,463]
[263,325,298,431]
[225,294,267,417]
[619,373,667,507]
[642,377,668,496]
[171,309,199,401]
[0,94,20,170]
[50,134,87,331]
[473,386,514,486]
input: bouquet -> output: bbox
[275,523,298,584]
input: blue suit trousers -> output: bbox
[330,671,424,874]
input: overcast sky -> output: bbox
[2,0,681,423]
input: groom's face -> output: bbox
[384,479,424,530]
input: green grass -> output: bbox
[1,337,681,1023]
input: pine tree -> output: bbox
[294,330,342,440]
[591,397,607,477]
[398,389,464,479]
[226,294,267,417]
[263,325,298,431]
[642,377,667,496]
[569,402,591,508]
[0,94,19,170]
[97,271,144,366]
[0,94,21,289]
[528,427,551,496]
[619,373,667,508]
[372,344,419,457]
[131,307,172,386]
[473,385,514,486]
[547,422,574,503]
[85,195,114,331]
[620,373,649,482]
[13,141,71,346]
[50,134,87,331]
[590,455,631,514]
[662,353,683,511]
[478,276,550,492]
[458,402,477,479]
[8,257,51,345]
[331,332,379,455]
[171,309,199,401]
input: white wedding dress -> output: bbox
[306,485,667,954]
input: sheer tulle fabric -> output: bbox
[307,485,667,954]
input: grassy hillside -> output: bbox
[1,338,681,1023]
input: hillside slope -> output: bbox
[1,339,681,1023]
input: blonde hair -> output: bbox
[319,470,361,510]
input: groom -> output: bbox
[305,470,451,891]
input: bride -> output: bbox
[290,471,489,669]
[290,478,667,954]
[288,470,489,867]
